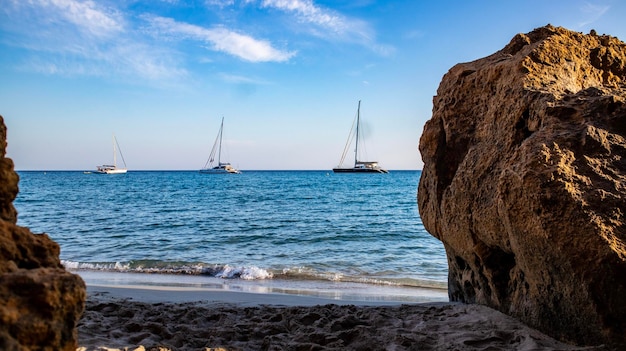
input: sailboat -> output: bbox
[199,117,241,174]
[95,134,128,174]
[332,100,388,173]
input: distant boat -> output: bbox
[332,100,388,174]
[199,117,241,174]
[95,134,128,174]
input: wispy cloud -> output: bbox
[1,0,297,85]
[258,0,394,55]
[2,0,124,41]
[144,15,296,62]
[217,72,270,98]
[261,0,348,32]
[44,0,125,38]
[578,2,610,28]
[206,0,236,9]
[0,0,389,84]
[1,0,186,82]
[219,73,271,85]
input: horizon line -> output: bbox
[15,169,423,172]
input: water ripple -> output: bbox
[15,170,447,287]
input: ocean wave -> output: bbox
[275,268,446,289]
[20,171,449,293]
[61,260,273,280]
[61,260,446,290]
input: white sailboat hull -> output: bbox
[95,167,127,174]
[199,164,240,174]
[199,169,240,174]
[96,135,128,174]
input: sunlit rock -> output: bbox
[418,25,626,348]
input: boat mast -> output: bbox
[113,135,128,169]
[218,117,224,165]
[354,100,361,167]
[112,134,117,167]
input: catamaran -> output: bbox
[332,100,388,173]
[95,134,127,174]
[199,117,241,174]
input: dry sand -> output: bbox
[76,284,603,351]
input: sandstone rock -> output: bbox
[418,25,626,348]
[0,115,86,350]
[0,119,18,224]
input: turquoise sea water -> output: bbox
[14,170,448,300]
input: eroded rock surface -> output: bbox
[418,25,626,348]
[0,115,86,350]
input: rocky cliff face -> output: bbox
[418,25,626,348]
[0,116,86,350]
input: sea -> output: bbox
[14,170,449,303]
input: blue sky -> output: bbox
[1,0,624,170]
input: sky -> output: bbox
[1,0,625,171]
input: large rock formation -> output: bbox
[0,115,86,350]
[418,25,626,348]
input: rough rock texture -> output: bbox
[418,25,626,348]
[0,115,86,350]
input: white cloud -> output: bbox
[258,0,393,55]
[145,15,296,62]
[578,3,610,28]
[1,0,386,83]
[205,0,235,8]
[1,0,186,82]
[32,0,124,38]
[261,0,346,31]
[2,0,297,85]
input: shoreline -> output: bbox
[85,283,446,307]
[76,270,449,305]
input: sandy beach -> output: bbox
[76,281,600,351]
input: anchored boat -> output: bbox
[199,117,241,174]
[332,101,388,174]
[95,134,127,174]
